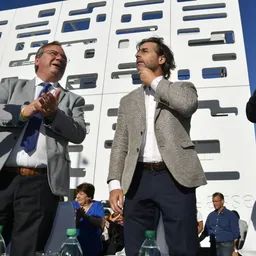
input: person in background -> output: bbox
[246,90,256,122]
[197,210,204,235]
[73,183,105,256]
[232,210,248,252]
[102,208,111,253]
[0,41,86,256]
[107,36,207,256]
[200,192,240,256]
[105,212,124,255]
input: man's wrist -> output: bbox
[108,179,121,192]
[19,107,29,121]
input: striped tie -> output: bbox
[20,83,51,153]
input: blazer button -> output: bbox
[140,131,143,135]
[137,148,139,152]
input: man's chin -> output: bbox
[136,63,145,70]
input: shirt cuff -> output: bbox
[108,179,121,192]
[151,76,162,91]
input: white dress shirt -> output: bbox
[5,77,59,168]
[109,76,163,191]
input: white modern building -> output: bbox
[0,0,255,254]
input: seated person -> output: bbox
[105,212,124,255]
[72,183,105,256]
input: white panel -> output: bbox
[69,94,102,189]
[171,0,249,88]
[192,87,256,222]
[104,0,171,94]
[0,3,63,80]
[55,0,113,96]
[0,10,16,77]
[93,93,125,200]
[0,3,255,245]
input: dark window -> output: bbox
[38,9,55,17]
[202,67,227,79]
[178,69,190,80]
[118,39,129,48]
[83,104,94,111]
[212,53,237,61]
[121,14,131,23]
[205,172,240,181]
[104,140,113,149]
[31,40,48,48]
[17,30,50,38]
[16,21,48,30]
[193,140,220,154]
[97,14,106,22]
[132,73,142,84]
[116,25,157,35]
[62,19,90,32]
[0,20,8,26]
[107,109,118,116]
[183,13,227,21]
[198,100,238,116]
[125,0,164,7]
[66,73,98,89]
[84,49,95,58]
[69,1,106,15]
[177,28,199,34]
[142,11,162,20]
[15,42,25,51]
[183,3,226,11]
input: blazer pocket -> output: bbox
[180,140,195,149]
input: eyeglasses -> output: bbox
[43,49,69,63]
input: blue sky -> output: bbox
[0,0,63,10]
[0,0,255,93]
[239,0,256,93]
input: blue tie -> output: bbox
[20,83,51,153]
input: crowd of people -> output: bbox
[71,186,248,256]
[0,37,252,256]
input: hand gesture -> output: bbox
[109,189,124,214]
[21,88,61,119]
[39,88,61,117]
[138,67,157,86]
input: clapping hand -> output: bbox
[21,88,61,119]
[75,207,86,226]
[39,88,61,117]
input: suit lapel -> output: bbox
[154,101,161,122]
[56,83,66,103]
[135,86,146,128]
[22,79,36,104]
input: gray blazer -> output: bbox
[108,79,207,194]
[0,78,86,196]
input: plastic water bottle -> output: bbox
[139,230,161,256]
[59,228,82,256]
[0,225,6,256]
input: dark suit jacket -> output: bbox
[0,78,86,196]
[246,90,256,123]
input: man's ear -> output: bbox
[159,55,166,64]
[35,57,39,70]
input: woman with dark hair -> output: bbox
[72,183,105,256]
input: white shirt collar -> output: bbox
[35,76,59,88]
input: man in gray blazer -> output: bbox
[0,41,86,256]
[107,37,207,256]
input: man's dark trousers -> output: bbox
[124,163,199,256]
[0,170,59,256]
